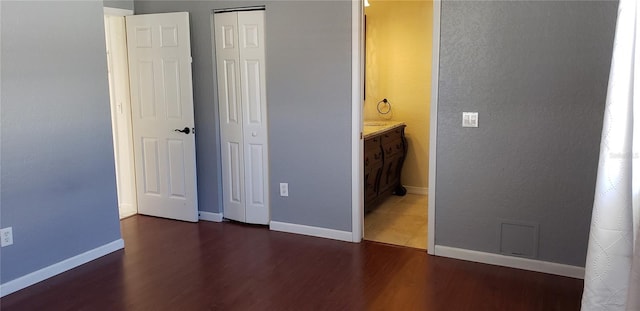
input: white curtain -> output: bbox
[582,0,640,310]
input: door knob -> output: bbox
[174,127,190,134]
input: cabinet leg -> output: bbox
[393,185,407,196]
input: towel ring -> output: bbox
[377,98,391,115]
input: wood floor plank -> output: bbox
[1,215,583,310]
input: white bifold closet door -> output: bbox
[214,10,269,225]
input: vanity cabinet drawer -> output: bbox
[364,136,383,166]
[365,136,381,150]
[383,139,404,158]
[364,148,383,167]
[381,128,403,144]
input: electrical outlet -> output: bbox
[1,227,13,247]
[280,183,289,197]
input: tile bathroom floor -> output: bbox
[364,194,428,249]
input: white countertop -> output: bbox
[363,120,406,139]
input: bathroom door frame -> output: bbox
[350,0,440,254]
[104,7,137,219]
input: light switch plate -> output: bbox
[279,183,289,197]
[462,112,479,128]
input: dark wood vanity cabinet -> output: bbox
[364,125,407,212]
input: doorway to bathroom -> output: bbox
[361,0,434,250]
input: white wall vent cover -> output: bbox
[499,220,539,259]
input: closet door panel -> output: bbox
[239,11,269,225]
[215,12,246,222]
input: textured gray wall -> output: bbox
[1,1,122,283]
[134,1,353,231]
[104,0,134,10]
[436,1,617,266]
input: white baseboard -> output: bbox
[198,211,223,222]
[434,245,585,279]
[404,186,428,196]
[0,239,124,297]
[270,221,353,242]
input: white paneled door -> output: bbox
[126,12,198,222]
[215,11,269,224]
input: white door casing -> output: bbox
[215,11,269,224]
[126,12,198,222]
[104,14,137,219]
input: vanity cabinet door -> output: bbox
[364,137,383,204]
[364,161,383,203]
[379,154,402,194]
[379,128,405,195]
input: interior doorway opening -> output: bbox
[361,0,433,250]
[103,8,137,219]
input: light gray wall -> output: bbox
[104,0,133,11]
[1,1,122,283]
[133,1,353,231]
[436,1,618,266]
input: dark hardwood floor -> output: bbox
[2,215,584,310]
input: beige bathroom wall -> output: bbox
[364,0,433,191]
